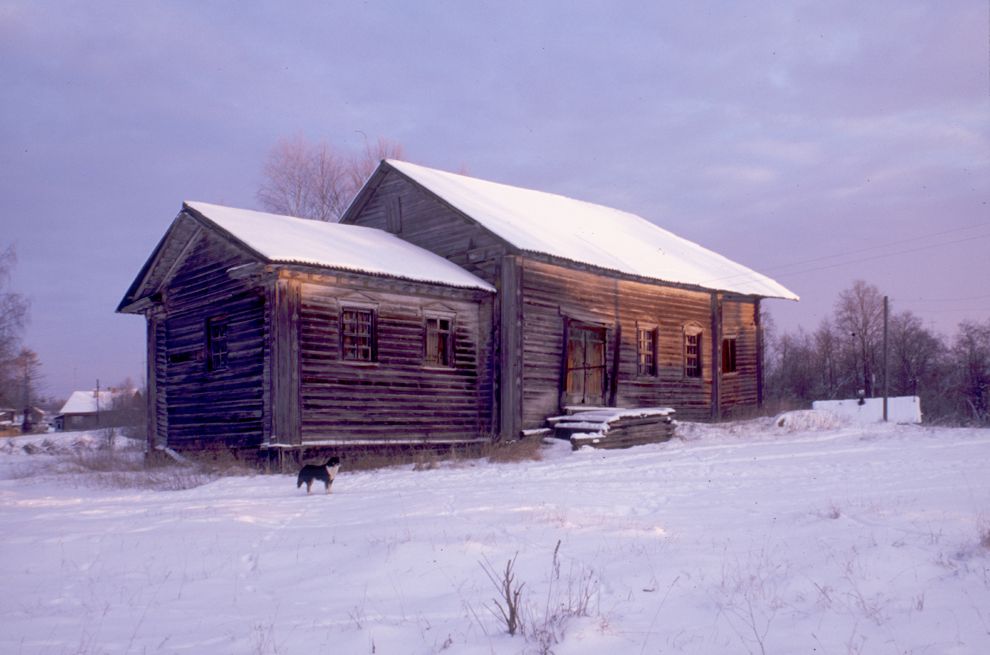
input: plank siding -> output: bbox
[145,310,167,451]
[132,168,774,457]
[718,298,760,417]
[269,277,302,445]
[346,171,765,427]
[162,236,266,448]
[518,259,754,426]
[346,170,516,438]
[344,170,510,285]
[297,277,494,443]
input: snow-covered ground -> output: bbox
[1,416,988,654]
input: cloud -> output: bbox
[1,0,988,394]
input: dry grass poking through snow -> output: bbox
[67,446,220,491]
[2,433,239,491]
[479,540,601,654]
[3,420,988,654]
[4,430,546,493]
[321,435,544,472]
[979,517,990,551]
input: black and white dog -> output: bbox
[296,456,341,494]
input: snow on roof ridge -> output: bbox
[59,390,118,415]
[184,201,495,292]
[385,160,798,300]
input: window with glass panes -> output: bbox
[206,317,228,371]
[341,308,375,362]
[637,327,658,376]
[424,317,453,366]
[684,326,703,378]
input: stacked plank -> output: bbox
[547,407,676,450]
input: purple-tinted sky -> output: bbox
[1,1,987,399]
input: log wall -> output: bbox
[345,166,765,431]
[296,274,495,443]
[160,235,266,449]
[718,297,761,417]
[518,259,760,426]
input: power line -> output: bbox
[705,230,990,285]
[895,292,990,303]
[702,221,990,286]
[908,306,990,314]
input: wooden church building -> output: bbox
[118,160,797,457]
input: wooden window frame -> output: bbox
[636,324,659,377]
[722,336,738,374]
[340,306,377,363]
[684,323,703,379]
[206,316,229,372]
[423,313,455,368]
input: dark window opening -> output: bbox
[722,337,738,373]
[637,327,658,376]
[341,308,376,362]
[168,351,195,365]
[685,329,702,378]
[425,317,453,366]
[385,197,402,234]
[207,318,228,371]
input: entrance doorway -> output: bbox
[563,322,607,406]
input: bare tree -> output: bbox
[257,135,404,222]
[952,319,990,424]
[348,135,405,192]
[765,281,988,423]
[888,311,944,396]
[834,280,885,397]
[256,136,349,221]
[0,245,30,405]
[812,318,850,399]
[12,348,41,432]
[765,327,818,406]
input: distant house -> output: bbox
[1,407,43,434]
[18,406,47,433]
[56,390,117,431]
[0,407,15,433]
[118,160,797,458]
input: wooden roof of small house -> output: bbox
[346,160,798,301]
[118,202,496,313]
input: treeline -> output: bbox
[0,245,35,410]
[763,280,990,424]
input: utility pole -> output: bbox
[883,296,889,422]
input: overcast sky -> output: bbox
[1,0,987,399]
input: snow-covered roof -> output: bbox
[59,391,116,416]
[186,202,495,293]
[386,160,798,300]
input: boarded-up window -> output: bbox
[341,308,376,362]
[206,317,228,371]
[385,197,402,234]
[424,317,453,366]
[637,327,658,376]
[684,324,703,378]
[722,337,737,373]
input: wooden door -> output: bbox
[563,323,607,406]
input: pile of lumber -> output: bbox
[547,407,676,450]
